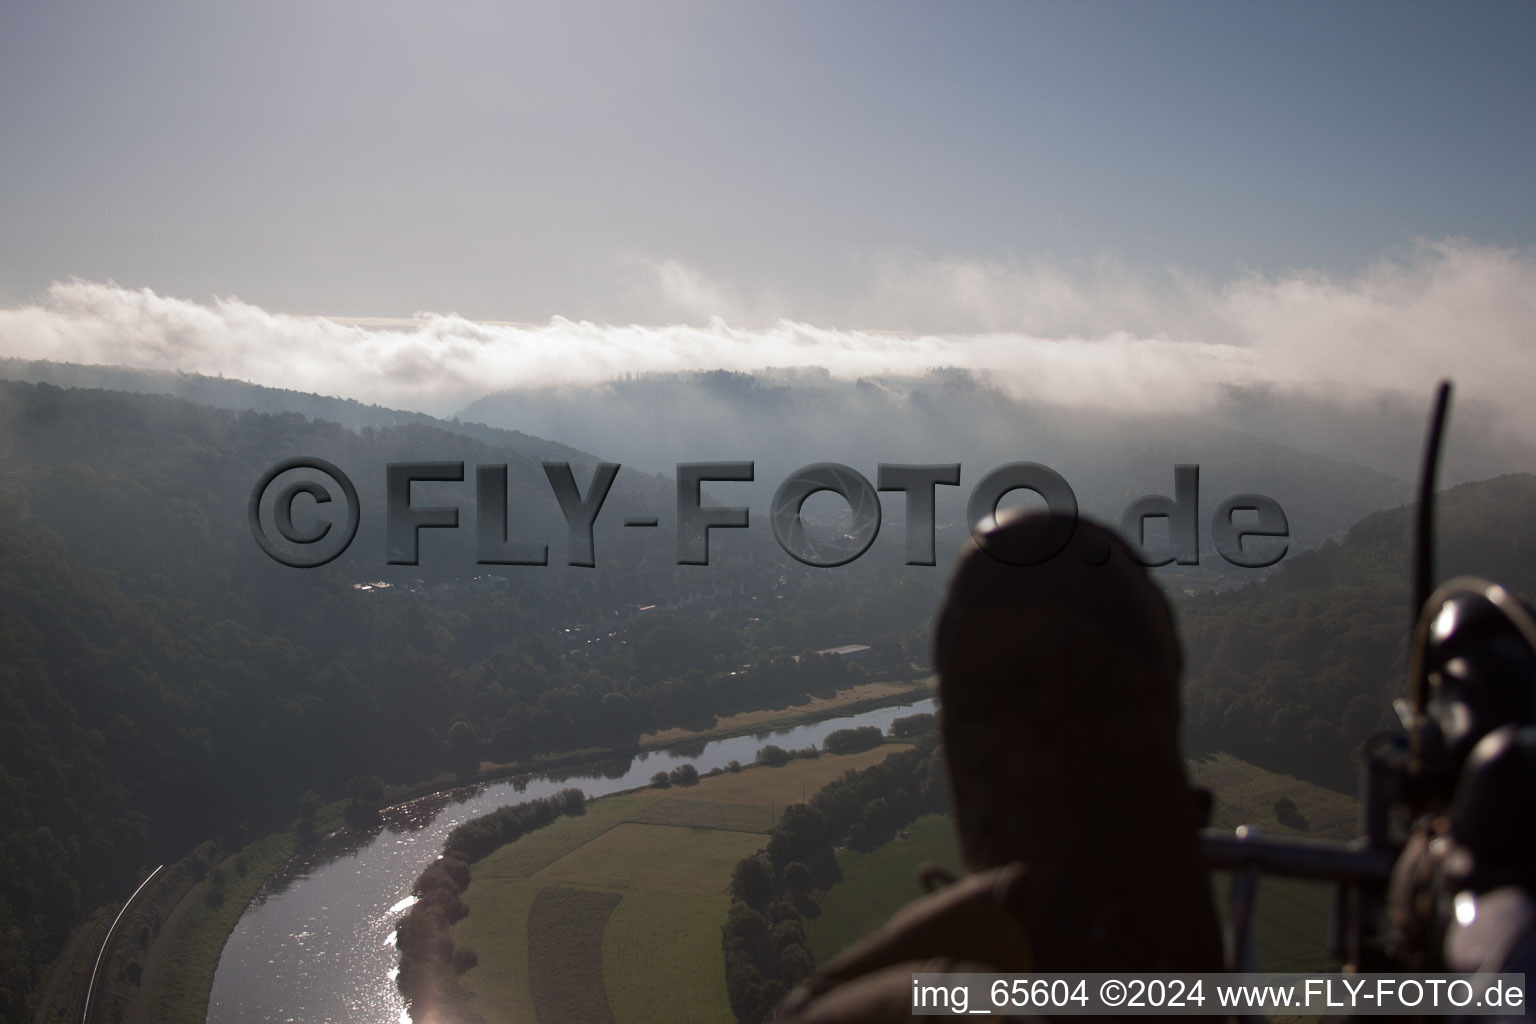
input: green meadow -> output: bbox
[805,754,1357,974]
[452,745,910,1023]
[454,746,1357,1022]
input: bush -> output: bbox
[757,745,791,767]
[890,713,935,738]
[1273,796,1309,831]
[670,763,700,786]
[824,726,883,754]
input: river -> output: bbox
[207,697,936,1023]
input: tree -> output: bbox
[1273,796,1309,832]
[447,720,479,773]
[848,797,890,851]
[767,805,828,871]
[776,943,815,986]
[295,790,322,848]
[345,775,385,828]
[890,713,935,739]
[782,861,813,896]
[769,919,806,951]
[670,763,700,786]
[204,865,229,908]
[722,902,770,954]
[651,771,671,789]
[729,855,775,909]
[824,726,883,754]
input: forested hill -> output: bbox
[0,380,648,1015]
[0,357,597,466]
[0,381,941,1022]
[463,368,1413,552]
[1179,472,1536,791]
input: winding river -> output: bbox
[207,697,936,1024]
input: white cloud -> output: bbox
[1,240,1533,431]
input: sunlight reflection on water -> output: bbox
[207,697,933,1022]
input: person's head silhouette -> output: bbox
[777,511,1226,1023]
[934,509,1222,970]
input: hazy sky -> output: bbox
[4,1,1533,319]
[2,2,1534,425]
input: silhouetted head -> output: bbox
[934,509,1223,969]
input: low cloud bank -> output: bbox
[1,240,1533,436]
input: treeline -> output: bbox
[891,712,935,738]
[722,735,948,1023]
[650,763,700,788]
[395,788,586,1024]
[756,744,821,768]
[822,726,884,754]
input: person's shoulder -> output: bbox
[776,864,1033,1023]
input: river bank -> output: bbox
[36,682,936,1024]
[208,692,937,1023]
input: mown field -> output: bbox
[1192,752,1358,972]
[451,744,912,1024]
[806,754,1358,974]
[454,746,1357,1022]
[637,678,934,748]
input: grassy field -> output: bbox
[1189,752,1359,841]
[666,746,906,804]
[626,797,776,833]
[602,890,737,1024]
[638,678,933,747]
[1192,751,1353,971]
[135,832,297,1024]
[474,791,658,881]
[804,813,964,962]
[806,755,1356,975]
[526,887,622,1024]
[535,822,765,894]
[451,877,543,1023]
[452,744,913,1024]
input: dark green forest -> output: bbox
[1179,472,1536,790]
[0,381,938,1022]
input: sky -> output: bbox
[1,1,1534,424]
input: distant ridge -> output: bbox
[0,357,602,467]
[463,368,1414,553]
[1179,471,1536,790]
